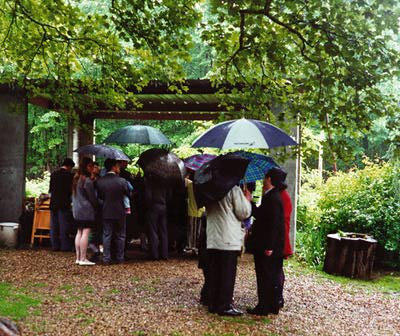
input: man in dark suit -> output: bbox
[144,174,171,260]
[49,158,75,251]
[247,168,285,316]
[95,159,129,264]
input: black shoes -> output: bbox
[217,306,243,316]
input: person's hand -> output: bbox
[264,249,273,256]
[243,189,252,201]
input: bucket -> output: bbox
[0,222,19,248]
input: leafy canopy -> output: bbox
[203,0,400,159]
[1,0,399,162]
[0,0,200,110]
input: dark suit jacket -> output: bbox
[248,188,284,258]
[49,168,74,210]
[95,173,128,219]
[144,177,171,211]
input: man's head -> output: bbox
[118,160,128,169]
[104,158,120,174]
[61,158,75,171]
[92,161,100,176]
[265,168,287,189]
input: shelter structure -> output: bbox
[0,80,299,249]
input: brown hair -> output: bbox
[72,157,93,194]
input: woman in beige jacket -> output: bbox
[205,185,251,316]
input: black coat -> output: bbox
[49,168,74,210]
[247,188,284,258]
[95,173,128,219]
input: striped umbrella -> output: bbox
[184,153,217,171]
[232,151,280,183]
[192,118,297,150]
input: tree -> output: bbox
[0,0,200,112]
[1,0,399,168]
[27,105,68,177]
[202,0,400,166]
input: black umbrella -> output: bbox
[104,125,171,145]
[138,148,186,185]
[193,153,250,207]
[74,144,130,161]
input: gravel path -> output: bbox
[0,249,399,336]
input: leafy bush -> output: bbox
[297,161,400,268]
[25,172,50,198]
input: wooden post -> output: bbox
[323,232,377,279]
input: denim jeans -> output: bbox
[102,217,126,263]
[50,209,73,251]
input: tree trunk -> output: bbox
[323,233,377,279]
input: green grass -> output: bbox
[320,271,400,294]
[59,284,74,291]
[218,315,257,325]
[287,257,400,295]
[0,282,41,320]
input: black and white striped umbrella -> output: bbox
[192,118,297,150]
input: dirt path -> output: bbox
[0,249,399,335]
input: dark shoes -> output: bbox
[217,306,243,317]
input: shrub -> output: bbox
[25,171,50,197]
[297,161,400,268]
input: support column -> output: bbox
[281,138,299,252]
[76,114,94,162]
[0,86,28,222]
[67,122,79,165]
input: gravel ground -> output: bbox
[0,249,399,336]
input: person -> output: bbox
[240,182,256,232]
[49,158,75,251]
[118,160,134,218]
[88,161,102,262]
[131,172,148,251]
[92,161,100,180]
[167,182,187,254]
[197,212,210,306]
[274,168,293,308]
[95,159,129,264]
[206,185,251,316]
[144,174,171,260]
[72,157,98,266]
[246,168,285,316]
[185,173,204,254]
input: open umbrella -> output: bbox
[184,153,217,171]
[193,153,249,207]
[232,151,280,183]
[192,118,297,150]
[104,125,171,145]
[74,144,130,161]
[138,148,186,185]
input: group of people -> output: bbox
[198,167,292,317]
[49,156,293,317]
[49,156,189,265]
[49,157,130,265]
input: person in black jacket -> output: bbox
[246,168,285,316]
[144,174,171,260]
[95,159,129,264]
[49,158,75,251]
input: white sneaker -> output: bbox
[79,260,96,266]
[75,259,80,264]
